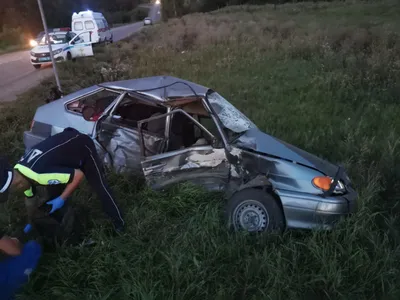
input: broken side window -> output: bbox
[197,116,220,140]
[110,93,167,130]
[66,89,119,117]
[170,98,222,147]
[139,109,215,157]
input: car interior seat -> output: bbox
[170,111,196,150]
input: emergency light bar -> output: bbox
[73,10,94,18]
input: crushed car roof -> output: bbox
[98,76,211,102]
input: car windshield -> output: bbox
[36,32,45,40]
[39,33,68,45]
[207,92,257,135]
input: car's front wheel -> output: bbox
[33,64,41,69]
[225,188,285,233]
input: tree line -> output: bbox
[160,0,335,20]
[0,0,143,35]
[0,0,330,49]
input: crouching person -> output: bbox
[0,127,125,234]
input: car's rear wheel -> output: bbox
[33,64,41,69]
[225,188,285,233]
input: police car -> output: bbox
[30,28,94,70]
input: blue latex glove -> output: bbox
[23,224,32,234]
[46,197,65,214]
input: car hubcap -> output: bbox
[233,200,269,232]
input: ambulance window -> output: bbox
[74,21,83,31]
[96,20,104,29]
[85,21,95,30]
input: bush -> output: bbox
[104,7,150,25]
[105,11,132,25]
[0,26,26,49]
[131,7,150,21]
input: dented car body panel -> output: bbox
[141,146,230,191]
[23,75,358,231]
[230,148,357,229]
[234,128,339,178]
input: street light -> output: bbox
[36,0,63,96]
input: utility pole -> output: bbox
[37,0,63,96]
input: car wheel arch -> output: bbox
[227,174,273,197]
[225,173,287,230]
[224,187,286,233]
[237,185,287,226]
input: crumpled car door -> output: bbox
[138,109,231,192]
[96,115,152,174]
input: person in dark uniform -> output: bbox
[0,128,125,233]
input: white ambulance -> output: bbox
[72,10,113,44]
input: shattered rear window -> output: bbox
[207,92,256,133]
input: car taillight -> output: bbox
[30,120,35,130]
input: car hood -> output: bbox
[234,128,339,177]
[32,44,65,53]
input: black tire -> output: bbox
[225,188,285,233]
[67,52,72,61]
[33,64,41,69]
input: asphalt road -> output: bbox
[0,3,161,103]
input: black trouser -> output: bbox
[79,135,125,229]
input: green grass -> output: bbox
[1,0,400,299]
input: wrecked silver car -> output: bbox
[23,76,358,232]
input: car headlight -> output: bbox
[333,180,346,194]
[52,49,63,55]
[30,39,38,47]
[30,51,36,56]
[312,176,346,194]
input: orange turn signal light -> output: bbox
[312,176,332,191]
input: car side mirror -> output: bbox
[70,41,75,45]
[82,106,95,121]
